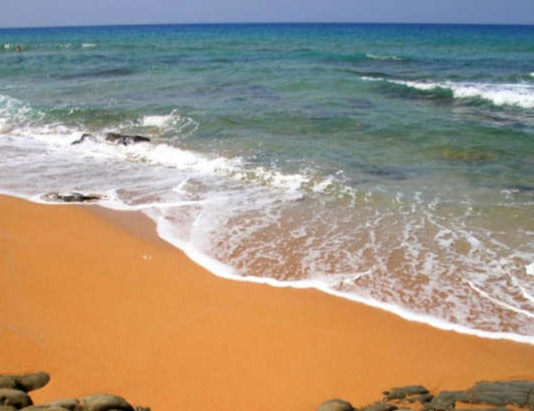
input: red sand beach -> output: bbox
[0,194,532,411]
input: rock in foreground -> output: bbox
[0,373,49,393]
[317,398,354,411]
[0,372,149,411]
[318,381,534,411]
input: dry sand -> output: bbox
[0,194,532,411]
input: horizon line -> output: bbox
[1,21,534,30]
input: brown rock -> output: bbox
[317,399,354,411]
[0,389,33,409]
[81,394,134,411]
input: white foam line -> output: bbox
[153,213,534,345]
[466,280,534,319]
[366,53,403,61]
[2,188,533,345]
[100,199,208,211]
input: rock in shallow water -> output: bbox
[105,133,150,145]
[71,134,97,145]
[42,193,101,203]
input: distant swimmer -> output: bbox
[16,45,22,52]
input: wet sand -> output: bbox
[0,194,532,411]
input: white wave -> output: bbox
[3,43,11,50]
[361,77,534,108]
[82,43,97,48]
[366,53,402,61]
[527,262,534,276]
[312,176,335,193]
[141,114,175,128]
[232,167,309,193]
[138,110,199,136]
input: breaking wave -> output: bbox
[362,77,534,109]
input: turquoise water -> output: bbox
[1,24,533,341]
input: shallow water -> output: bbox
[0,23,533,342]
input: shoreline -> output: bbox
[1,194,533,411]
[4,189,533,345]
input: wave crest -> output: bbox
[362,77,534,109]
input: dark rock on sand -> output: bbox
[362,402,397,411]
[415,394,434,404]
[80,394,134,411]
[385,386,429,401]
[425,381,534,410]
[0,373,49,393]
[105,133,150,145]
[71,134,97,145]
[0,378,18,391]
[0,389,33,409]
[22,406,70,411]
[464,408,512,411]
[38,398,81,411]
[427,391,469,410]
[0,406,18,411]
[17,374,50,393]
[43,192,101,203]
[317,398,354,411]
[468,381,534,408]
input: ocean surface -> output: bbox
[0,23,533,343]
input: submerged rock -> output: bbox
[317,398,354,411]
[71,134,97,145]
[42,192,101,203]
[105,133,150,145]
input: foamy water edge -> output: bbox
[1,188,533,346]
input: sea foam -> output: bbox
[366,53,403,61]
[362,77,534,109]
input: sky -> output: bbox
[0,0,533,28]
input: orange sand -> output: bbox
[0,194,532,411]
